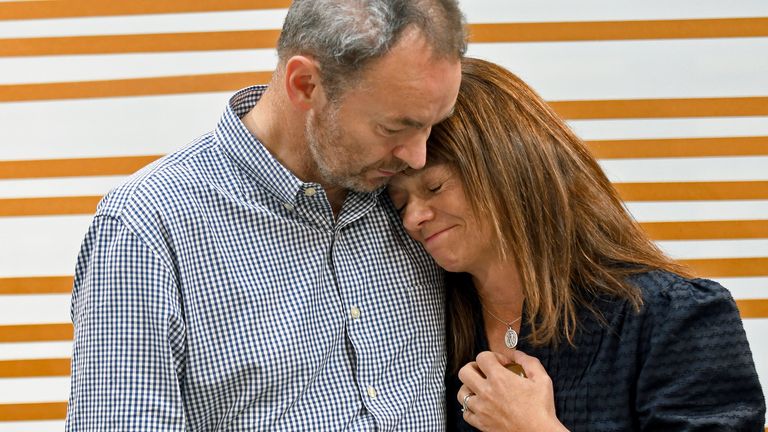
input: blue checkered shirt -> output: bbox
[67,86,446,431]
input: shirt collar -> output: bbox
[214,85,305,204]
[214,85,385,210]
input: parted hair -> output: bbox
[428,57,690,373]
[277,0,467,101]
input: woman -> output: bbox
[387,57,765,431]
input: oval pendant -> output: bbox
[504,327,518,349]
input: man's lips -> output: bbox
[377,168,400,177]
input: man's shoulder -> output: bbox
[97,132,221,219]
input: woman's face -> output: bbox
[388,163,494,274]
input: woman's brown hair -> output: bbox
[430,57,690,373]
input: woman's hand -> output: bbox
[457,350,568,432]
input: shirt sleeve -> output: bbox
[635,276,766,431]
[66,215,187,431]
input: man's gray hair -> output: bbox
[277,0,467,101]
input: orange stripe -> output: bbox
[0,71,272,102]
[0,196,101,217]
[0,358,70,378]
[615,181,768,201]
[681,257,768,278]
[2,182,766,217]
[587,136,768,159]
[2,75,765,121]
[0,155,163,180]
[0,295,763,344]
[641,220,768,241]
[0,0,291,20]
[468,18,768,43]
[29,401,768,425]
[0,30,281,57]
[2,18,766,55]
[0,402,68,421]
[0,276,73,295]
[1,137,764,181]
[736,299,768,319]
[0,323,73,343]
[549,97,768,120]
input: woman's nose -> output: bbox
[402,199,434,236]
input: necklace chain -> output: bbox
[483,306,521,328]
[482,306,522,349]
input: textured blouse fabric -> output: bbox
[447,270,766,431]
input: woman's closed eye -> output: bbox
[427,183,443,193]
[389,193,407,214]
[396,184,442,212]
[395,195,413,214]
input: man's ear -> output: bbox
[283,55,326,111]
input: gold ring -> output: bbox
[461,392,474,413]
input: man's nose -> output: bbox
[392,128,430,170]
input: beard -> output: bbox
[305,102,387,193]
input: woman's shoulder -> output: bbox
[617,270,746,351]
[581,269,742,342]
[626,270,736,311]
[619,272,765,430]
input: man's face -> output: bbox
[304,29,462,193]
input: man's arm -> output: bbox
[66,215,187,431]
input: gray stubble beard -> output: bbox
[305,103,383,193]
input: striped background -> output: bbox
[0,0,766,430]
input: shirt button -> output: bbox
[283,202,294,211]
[367,386,377,398]
[350,306,361,319]
[304,187,317,196]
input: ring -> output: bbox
[461,392,475,414]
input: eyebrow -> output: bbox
[390,106,456,129]
[392,117,425,128]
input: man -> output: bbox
[66,0,465,430]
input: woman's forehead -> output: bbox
[390,164,453,190]
[406,162,452,177]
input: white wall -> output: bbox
[0,1,766,429]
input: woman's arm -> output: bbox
[635,277,765,431]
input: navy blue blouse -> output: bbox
[446,271,766,431]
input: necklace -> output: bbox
[483,306,522,349]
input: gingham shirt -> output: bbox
[67,86,446,431]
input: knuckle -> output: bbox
[458,362,475,380]
[457,366,469,381]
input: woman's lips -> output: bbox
[424,226,456,243]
